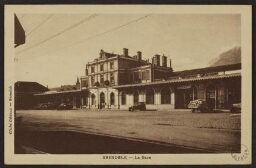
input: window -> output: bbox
[82,79,88,88]
[110,62,114,69]
[146,88,154,104]
[100,64,104,71]
[121,92,126,105]
[110,73,115,83]
[100,74,104,83]
[134,71,140,82]
[129,74,133,83]
[141,70,149,80]
[91,76,95,86]
[91,66,94,73]
[145,70,150,80]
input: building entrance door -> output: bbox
[100,92,105,109]
[175,91,191,109]
[175,85,196,109]
[206,83,217,109]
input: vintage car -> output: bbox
[34,102,60,110]
[230,103,241,113]
[188,99,213,113]
[128,102,146,112]
[34,103,49,110]
[57,103,73,110]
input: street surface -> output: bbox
[15,109,241,154]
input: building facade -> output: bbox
[78,48,241,110]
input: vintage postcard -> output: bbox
[4,5,252,165]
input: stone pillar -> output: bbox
[171,91,175,105]
[139,93,143,102]
[88,95,91,108]
[81,97,84,108]
[96,92,99,109]
[154,92,157,105]
[128,94,133,106]
[218,82,225,109]
[117,91,120,109]
[73,96,76,109]
[157,92,161,105]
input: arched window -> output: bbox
[100,92,105,104]
[110,92,115,105]
[161,87,171,104]
[146,88,154,104]
[91,94,95,105]
[121,92,126,105]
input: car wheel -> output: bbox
[192,109,195,113]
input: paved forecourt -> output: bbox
[16,109,241,153]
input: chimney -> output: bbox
[137,51,142,61]
[155,54,160,66]
[152,57,155,65]
[169,59,172,68]
[162,55,167,67]
[123,48,128,57]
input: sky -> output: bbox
[15,14,241,88]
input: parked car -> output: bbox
[34,102,61,110]
[129,102,146,112]
[230,103,241,113]
[47,102,61,109]
[34,103,48,110]
[188,99,213,113]
[57,103,73,110]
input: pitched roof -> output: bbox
[15,81,48,93]
[103,52,117,58]
[113,73,241,88]
[49,85,79,92]
[172,63,241,77]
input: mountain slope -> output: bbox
[209,46,241,67]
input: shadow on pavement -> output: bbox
[15,129,215,154]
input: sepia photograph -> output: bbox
[5,5,252,165]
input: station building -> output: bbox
[78,48,241,110]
